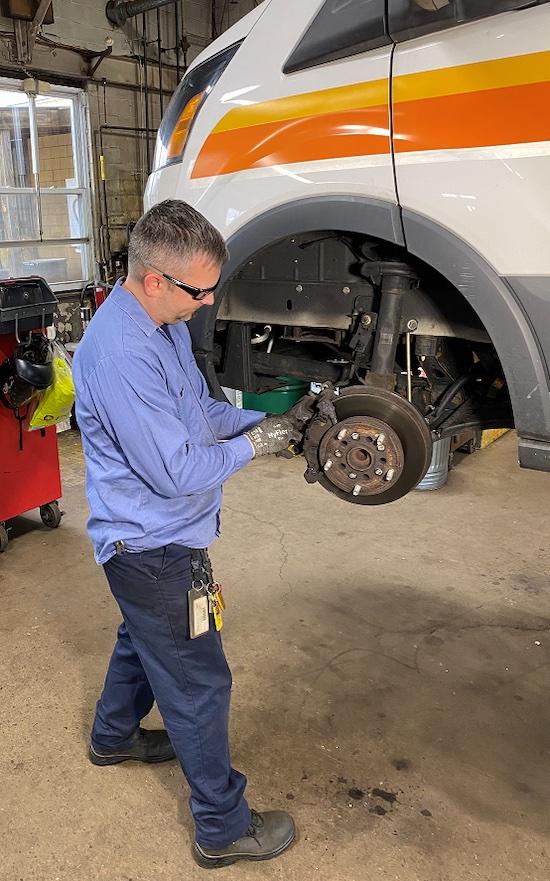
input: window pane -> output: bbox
[388,0,543,40]
[0,90,33,188]
[40,192,85,240]
[284,0,389,74]
[0,242,89,284]
[0,192,39,241]
[389,0,455,40]
[35,95,77,188]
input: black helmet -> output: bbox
[0,334,53,411]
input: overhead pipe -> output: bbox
[174,0,180,82]
[156,5,164,115]
[106,0,175,27]
[142,12,151,172]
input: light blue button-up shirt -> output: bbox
[73,281,263,564]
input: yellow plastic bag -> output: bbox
[28,354,75,430]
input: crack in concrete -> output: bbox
[224,504,292,595]
[224,503,550,687]
[294,617,550,691]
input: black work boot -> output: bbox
[193,810,295,869]
[88,727,175,766]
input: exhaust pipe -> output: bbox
[106,0,175,27]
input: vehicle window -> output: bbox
[283,0,390,74]
[388,0,549,42]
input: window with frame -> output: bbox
[388,0,550,42]
[0,80,93,291]
[283,0,390,74]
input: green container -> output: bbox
[242,376,309,414]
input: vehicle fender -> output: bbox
[190,196,550,446]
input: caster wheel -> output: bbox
[40,501,62,529]
[0,523,8,553]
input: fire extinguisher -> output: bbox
[80,281,109,333]
[93,282,108,310]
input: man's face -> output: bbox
[143,252,221,325]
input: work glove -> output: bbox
[245,415,302,457]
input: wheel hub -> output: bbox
[318,416,404,498]
[303,386,432,506]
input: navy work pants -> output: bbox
[90,543,251,848]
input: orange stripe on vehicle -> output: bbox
[213,51,550,135]
[394,80,550,153]
[190,52,550,179]
[191,104,390,179]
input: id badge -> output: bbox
[189,587,210,639]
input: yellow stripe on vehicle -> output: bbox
[191,50,550,179]
[214,78,388,134]
[394,49,550,103]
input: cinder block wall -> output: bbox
[0,0,256,339]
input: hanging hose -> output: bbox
[432,373,470,416]
[428,372,474,430]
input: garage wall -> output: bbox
[213,0,259,34]
[0,0,256,340]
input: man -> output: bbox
[73,200,302,869]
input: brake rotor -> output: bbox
[318,415,404,497]
[305,387,432,505]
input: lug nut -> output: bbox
[407,318,418,331]
[337,429,347,441]
[352,484,361,496]
[377,444,385,452]
[348,472,357,479]
[375,468,384,476]
[334,449,343,458]
[324,459,333,472]
[386,468,395,481]
[351,432,360,440]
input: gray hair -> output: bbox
[127,199,228,278]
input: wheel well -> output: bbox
[190,203,550,442]
[218,230,490,346]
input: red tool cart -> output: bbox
[0,277,62,553]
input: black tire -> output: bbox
[40,501,62,529]
[0,523,8,553]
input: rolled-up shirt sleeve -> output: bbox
[84,353,254,498]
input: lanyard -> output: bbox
[190,547,213,589]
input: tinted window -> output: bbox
[389,0,549,42]
[283,0,390,74]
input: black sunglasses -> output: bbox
[149,266,220,301]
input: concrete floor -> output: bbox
[2,431,550,881]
